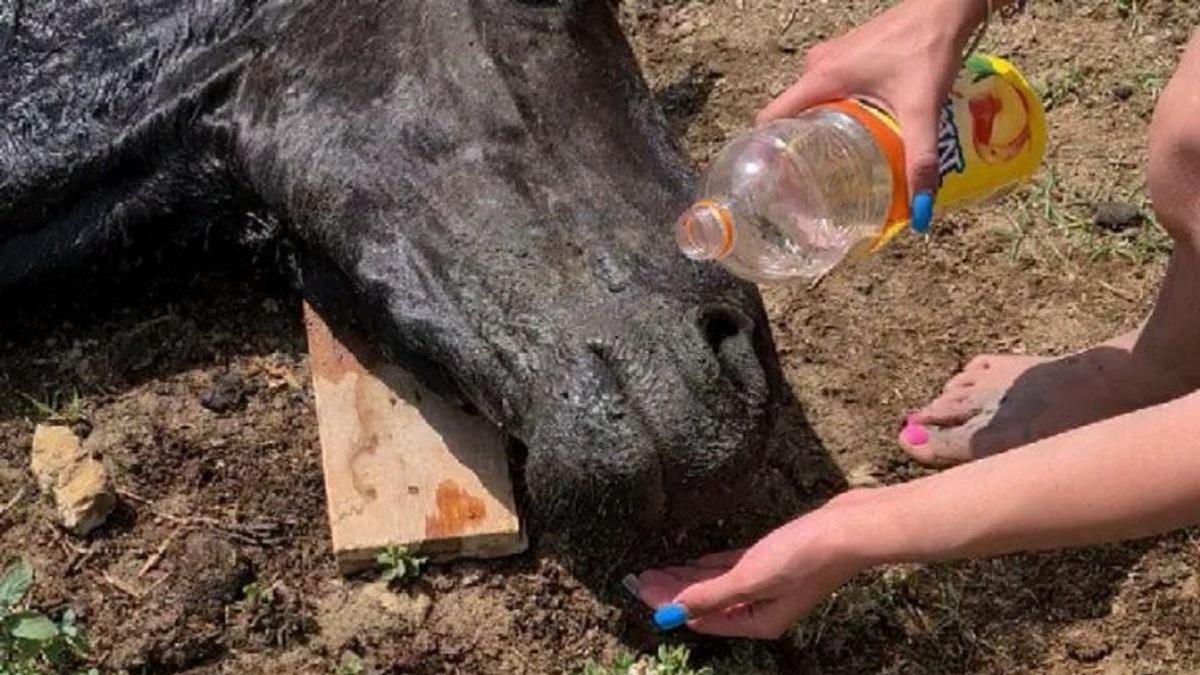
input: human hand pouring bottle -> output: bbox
[674,54,1046,285]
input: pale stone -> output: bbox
[30,424,115,536]
[30,425,79,492]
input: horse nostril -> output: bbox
[700,308,744,352]
[586,339,609,360]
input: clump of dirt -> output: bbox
[106,532,253,671]
[4,1,1200,673]
[199,371,249,414]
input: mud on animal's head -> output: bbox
[499,248,784,534]
[454,0,785,534]
[233,0,786,535]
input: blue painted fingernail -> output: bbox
[911,191,934,234]
[653,603,689,631]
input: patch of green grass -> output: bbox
[1113,0,1148,33]
[377,546,426,588]
[19,390,86,426]
[1066,185,1172,265]
[1026,165,1073,228]
[1134,70,1166,98]
[334,652,364,675]
[1032,68,1082,111]
[1078,214,1172,265]
[579,644,713,675]
[999,165,1171,268]
[998,167,1076,265]
[0,557,96,675]
[241,581,276,610]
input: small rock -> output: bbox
[455,561,488,587]
[845,462,881,488]
[1113,84,1134,100]
[671,19,695,39]
[30,424,115,535]
[425,571,457,593]
[1064,628,1111,663]
[55,461,113,535]
[31,425,81,492]
[1092,201,1143,231]
[853,278,875,296]
[200,371,247,413]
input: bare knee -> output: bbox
[1147,109,1200,241]
[1147,32,1200,242]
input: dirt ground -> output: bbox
[4,1,1200,673]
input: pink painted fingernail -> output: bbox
[900,422,929,446]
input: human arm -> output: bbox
[636,389,1200,638]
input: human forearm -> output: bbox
[846,390,1200,566]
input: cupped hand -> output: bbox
[634,489,884,639]
[757,0,987,215]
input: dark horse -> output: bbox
[0,0,785,533]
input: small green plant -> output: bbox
[241,581,276,610]
[0,557,95,675]
[579,644,713,675]
[376,547,426,588]
[580,651,636,675]
[1033,68,1082,111]
[1134,70,1166,98]
[19,390,86,426]
[334,652,364,675]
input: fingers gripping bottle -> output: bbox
[674,54,1046,285]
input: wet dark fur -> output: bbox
[0,0,785,532]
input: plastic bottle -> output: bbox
[674,54,1047,285]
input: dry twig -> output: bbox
[1099,280,1136,303]
[0,486,26,518]
[117,488,286,546]
[780,5,798,32]
[100,572,145,599]
[99,572,172,601]
[138,525,186,578]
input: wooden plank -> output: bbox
[302,302,526,574]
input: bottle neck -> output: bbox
[675,199,736,261]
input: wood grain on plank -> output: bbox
[302,302,526,574]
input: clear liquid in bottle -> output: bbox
[675,109,893,285]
